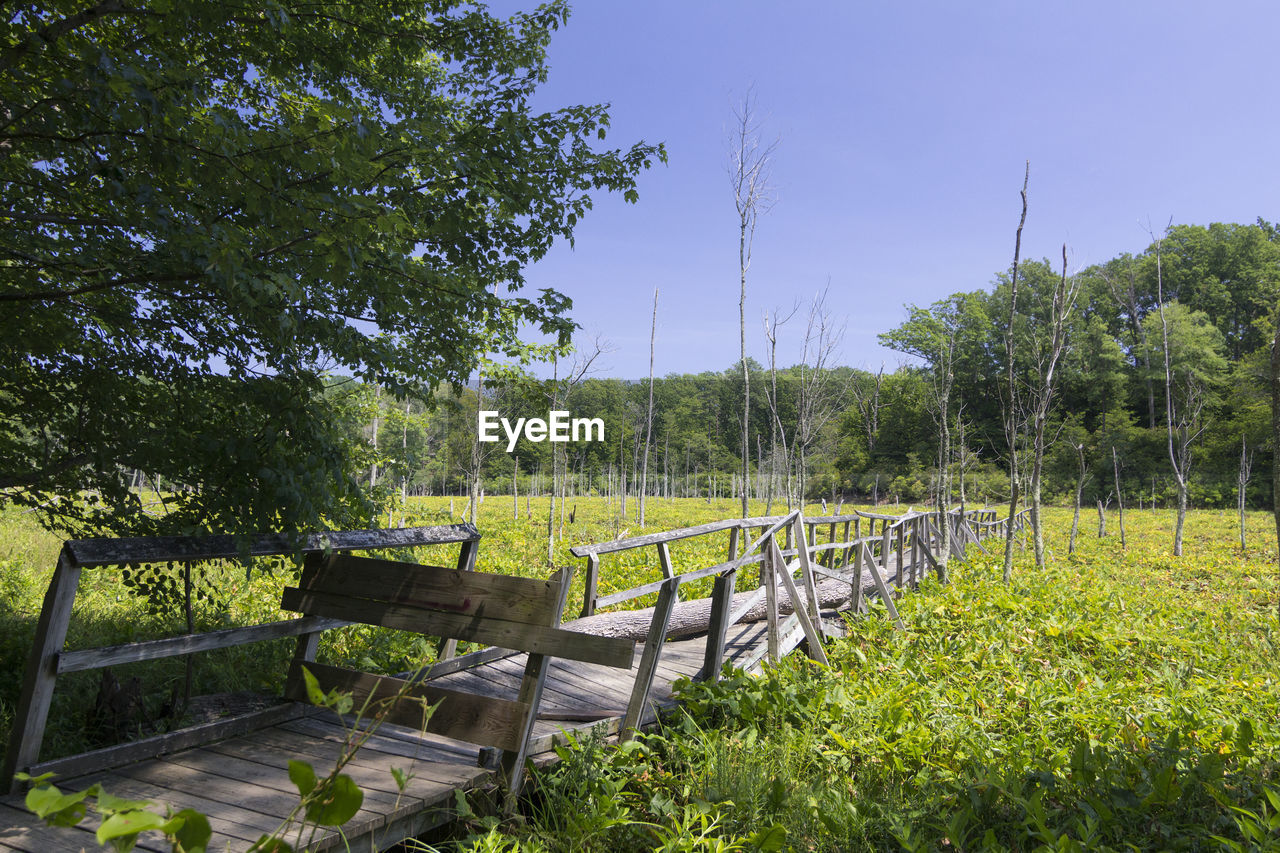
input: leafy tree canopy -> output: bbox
[0,0,664,536]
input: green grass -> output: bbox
[4,500,1279,851]
[448,506,1280,852]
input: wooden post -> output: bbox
[699,569,737,682]
[456,538,479,572]
[502,649,551,809]
[790,516,827,642]
[770,538,828,665]
[764,536,779,664]
[622,576,679,739]
[881,526,892,588]
[727,526,740,562]
[840,520,852,569]
[862,543,906,632]
[580,553,600,618]
[657,541,678,604]
[896,522,905,588]
[4,550,82,792]
[910,517,921,588]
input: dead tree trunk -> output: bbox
[730,93,777,519]
[1271,315,1280,621]
[639,288,658,527]
[1002,162,1030,583]
[1238,435,1253,552]
[1113,446,1126,549]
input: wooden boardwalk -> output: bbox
[0,623,778,852]
[0,508,1010,852]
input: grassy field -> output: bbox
[2,499,1279,851]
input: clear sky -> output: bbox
[509,1,1280,378]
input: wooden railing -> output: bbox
[569,506,1014,717]
[2,525,483,793]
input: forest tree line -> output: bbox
[343,219,1279,519]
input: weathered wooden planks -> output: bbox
[280,587,635,669]
[300,554,562,626]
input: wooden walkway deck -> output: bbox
[0,508,1012,852]
[0,622,779,853]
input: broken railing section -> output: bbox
[2,524,483,795]
[570,507,1012,704]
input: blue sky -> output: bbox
[510,1,1280,378]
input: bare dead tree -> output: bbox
[1002,162,1030,583]
[850,362,886,457]
[1027,244,1082,567]
[1113,446,1126,549]
[1238,435,1253,551]
[763,302,798,512]
[1068,441,1089,554]
[729,91,777,518]
[639,288,658,527]
[1103,258,1158,429]
[1271,314,1280,621]
[792,287,848,506]
[369,383,382,488]
[544,337,609,562]
[1151,221,1207,557]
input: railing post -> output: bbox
[840,520,852,569]
[764,535,779,664]
[790,515,827,642]
[896,522,906,588]
[4,548,82,792]
[580,553,600,618]
[622,576,679,740]
[698,569,737,682]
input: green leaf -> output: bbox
[390,767,409,793]
[749,824,787,851]
[96,791,154,814]
[287,760,317,798]
[95,809,180,850]
[171,808,212,853]
[304,774,363,826]
[1236,718,1255,757]
[301,666,325,707]
[25,784,91,827]
[247,835,294,852]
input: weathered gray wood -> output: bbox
[727,526,739,562]
[698,569,736,682]
[580,553,600,617]
[790,516,827,642]
[65,523,481,568]
[764,539,779,664]
[456,538,479,572]
[27,702,315,782]
[500,650,550,808]
[56,616,348,674]
[3,550,81,793]
[592,552,765,608]
[301,553,562,626]
[862,543,906,631]
[768,538,828,666]
[740,613,803,673]
[286,660,529,753]
[622,577,679,740]
[422,646,518,680]
[280,587,635,668]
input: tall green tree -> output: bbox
[1,0,663,536]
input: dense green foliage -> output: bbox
[344,220,1278,515]
[0,0,662,538]
[451,507,1280,852]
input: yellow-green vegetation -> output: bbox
[0,495,811,769]
[451,506,1280,852]
[4,501,1280,851]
